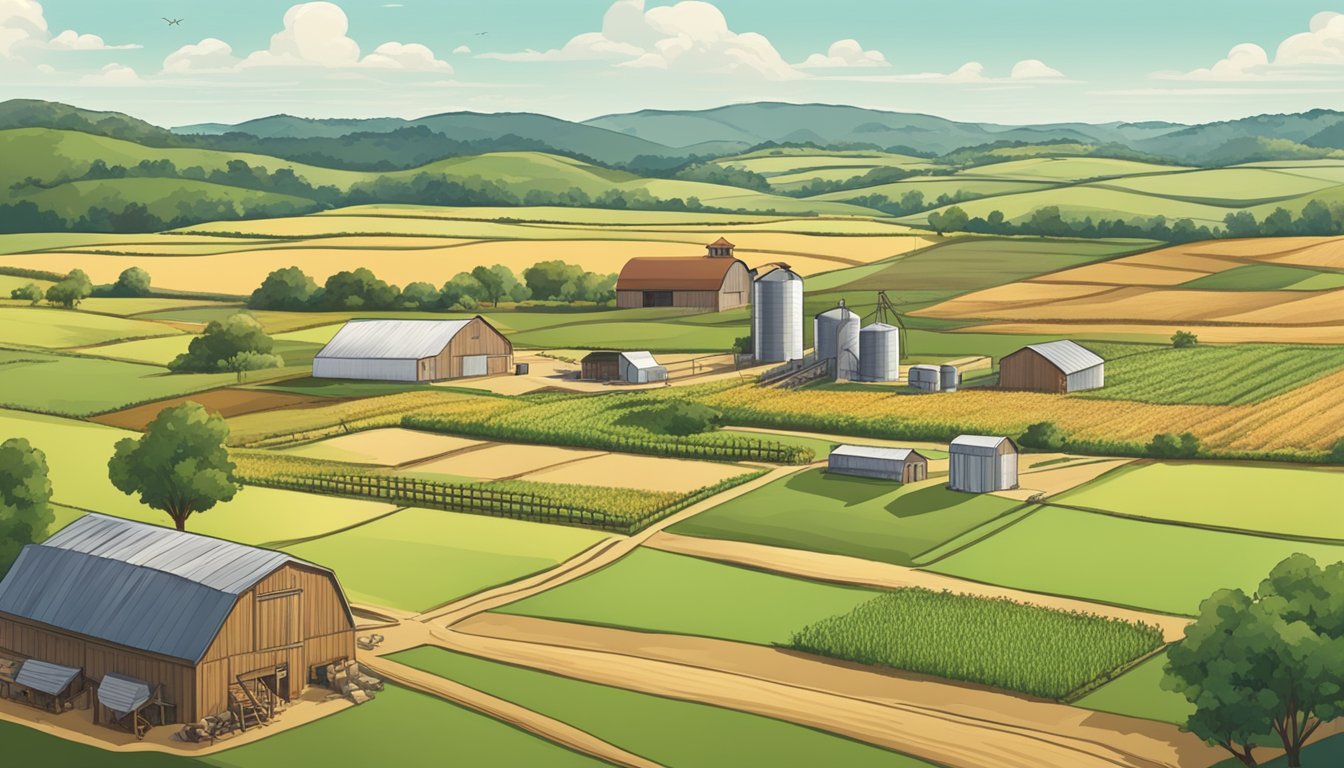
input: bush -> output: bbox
[44,269,92,309]
[1147,432,1200,459]
[1327,438,1344,464]
[1171,330,1198,349]
[8,283,43,304]
[645,400,722,436]
[108,266,152,297]
[1020,421,1066,451]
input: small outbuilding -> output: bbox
[619,351,668,384]
[948,435,1019,493]
[581,351,622,381]
[998,340,1104,393]
[313,316,512,382]
[828,445,928,483]
[908,364,942,393]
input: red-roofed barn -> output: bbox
[615,239,752,311]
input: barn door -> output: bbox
[255,592,302,651]
[461,355,487,377]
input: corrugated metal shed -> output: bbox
[949,435,1014,455]
[1025,340,1103,375]
[829,444,928,482]
[0,514,326,662]
[831,445,919,462]
[948,435,1018,493]
[97,672,151,717]
[619,351,667,384]
[315,319,470,360]
[620,351,661,370]
[14,659,80,695]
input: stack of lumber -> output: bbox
[328,660,383,705]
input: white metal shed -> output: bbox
[828,445,929,483]
[948,435,1019,493]
[619,351,668,384]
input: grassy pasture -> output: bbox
[0,306,180,348]
[789,588,1164,700]
[1179,264,1344,291]
[1076,344,1344,405]
[925,506,1344,615]
[669,468,1021,565]
[284,506,610,611]
[955,157,1189,182]
[905,186,1236,227]
[391,646,936,768]
[1073,651,1193,725]
[499,548,877,645]
[1054,462,1344,540]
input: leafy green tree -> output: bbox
[1172,330,1199,349]
[320,267,399,310]
[523,260,584,301]
[109,266,152,297]
[926,206,969,235]
[107,402,240,531]
[1020,421,1066,451]
[399,281,441,310]
[169,313,280,374]
[249,266,319,310]
[732,335,752,355]
[440,272,484,309]
[45,269,92,309]
[471,264,523,307]
[224,351,285,383]
[9,283,43,304]
[0,438,54,574]
[1262,207,1295,237]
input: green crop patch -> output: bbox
[1073,651,1194,725]
[1074,344,1344,405]
[1179,264,1344,291]
[0,306,180,348]
[789,588,1164,699]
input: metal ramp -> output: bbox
[760,356,833,389]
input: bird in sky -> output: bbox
[163,17,183,26]
[475,31,488,36]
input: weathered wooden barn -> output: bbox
[580,351,622,381]
[580,351,668,383]
[948,435,1019,493]
[0,514,355,729]
[313,316,512,382]
[828,445,928,483]
[998,340,1104,393]
[616,239,753,311]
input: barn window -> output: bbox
[643,291,673,307]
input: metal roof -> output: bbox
[755,265,801,282]
[950,435,1016,455]
[831,445,923,462]
[620,351,661,370]
[0,515,318,663]
[1022,340,1103,375]
[97,673,151,717]
[616,257,745,291]
[14,659,80,696]
[861,323,899,334]
[315,318,473,360]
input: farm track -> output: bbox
[438,614,1220,768]
[641,531,1191,641]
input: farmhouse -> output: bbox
[828,445,928,483]
[580,351,668,383]
[0,514,355,733]
[616,238,753,311]
[999,340,1104,393]
[948,435,1019,493]
[313,317,512,382]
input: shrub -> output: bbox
[644,400,722,436]
[169,313,280,374]
[1147,432,1200,459]
[108,266,152,297]
[1020,421,1066,451]
[8,283,42,304]
[1326,438,1344,464]
[1171,330,1198,349]
[44,269,92,308]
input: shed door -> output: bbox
[461,355,488,377]
[1000,452,1018,489]
[255,592,302,650]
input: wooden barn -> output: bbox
[998,340,1104,393]
[616,238,753,311]
[313,316,512,382]
[0,514,355,732]
[580,351,621,381]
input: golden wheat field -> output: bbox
[953,321,1344,343]
[915,286,1291,323]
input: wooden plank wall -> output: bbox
[997,349,1067,393]
[435,316,513,379]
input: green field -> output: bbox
[955,157,1189,182]
[0,306,180,348]
[1074,651,1194,725]
[392,646,933,768]
[1179,264,1344,291]
[669,468,1020,565]
[905,186,1236,227]
[500,548,877,645]
[926,506,1344,615]
[1077,343,1344,405]
[789,589,1163,700]
[284,507,610,611]
[1054,462,1344,539]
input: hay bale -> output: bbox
[348,689,371,705]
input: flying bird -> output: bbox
[163,17,183,26]
[475,31,488,36]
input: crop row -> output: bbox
[789,589,1164,700]
[1077,345,1344,406]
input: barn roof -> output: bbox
[315,318,474,360]
[98,673,152,717]
[620,351,661,370]
[14,659,80,696]
[1022,340,1103,375]
[709,237,735,247]
[831,445,924,462]
[0,515,327,663]
[950,435,1017,455]
[616,257,745,291]
[582,351,620,364]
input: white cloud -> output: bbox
[382,3,404,6]
[453,44,471,54]
[0,0,48,58]
[798,39,887,69]
[1162,12,1344,81]
[361,41,451,71]
[234,2,448,71]
[484,0,799,79]
[48,29,140,50]
[1010,59,1064,80]
[163,38,239,73]
[79,62,140,85]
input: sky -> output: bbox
[3,0,1344,128]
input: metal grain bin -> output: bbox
[948,435,1019,493]
[858,323,900,382]
[908,364,942,393]
[814,301,861,381]
[940,364,960,392]
[751,267,803,363]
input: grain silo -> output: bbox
[751,266,803,363]
[858,323,900,382]
[940,364,961,392]
[814,301,860,380]
[908,364,942,393]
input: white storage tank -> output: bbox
[908,364,942,393]
[752,266,803,363]
[814,301,861,381]
[940,364,961,393]
[858,323,900,382]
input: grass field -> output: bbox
[669,468,1021,565]
[500,548,877,645]
[391,646,936,768]
[1073,651,1194,725]
[1054,462,1344,539]
[0,306,180,348]
[789,589,1163,700]
[1180,264,1344,291]
[283,507,610,611]
[925,506,1344,615]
